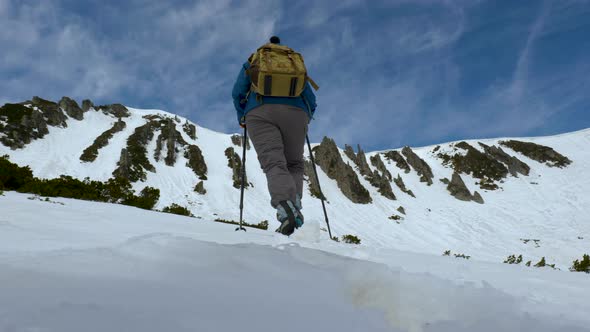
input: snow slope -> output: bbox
[1,105,589,271]
[0,191,588,332]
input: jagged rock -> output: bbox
[225,147,247,189]
[185,145,207,180]
[402,147,434,185]
[82,99,94,112]
[439,142,508,190]
[314,137,371,204]
[194,180,206,195]
[370,154,392,181]
[499,140,572,168]
[80,119,126,162]
[304,160,325,200]
[394,174,415,197]
[397,206,406,215]
[58,97,84,120]
[369,170,396,200]
[154,119,187,166]
[344,144,372,177]
[472,191,484,204]
[98,103,130,118]
[447,172,484,204]
[113,148,131,180]
[183,121,197,140]
[0,103,49,149]
[479,143,530,177]
[383,150,411,174]
[231,134,250,150]
[30,96,67,127]
[112,122,156,182]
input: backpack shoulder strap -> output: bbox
[306,75,320,91]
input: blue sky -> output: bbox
[1,0,589,151]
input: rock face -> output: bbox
[30,96,68,127]
[225,147,247,189]
[0,103,49,149]
[314,137,372,204]
[345,144,395,200]
[500,140,572,168]
[154,118,187,166]
[231,134,250,150]
[183,121,197,140]
[185,145,207,180]
[113,122,156,182]
[58,97,84,120]
[438,142,508,190]
[82,99,94,112]
[394,174,415,197]
[479,143,530,177]
[80,119,126,162]
[98,104,130,118]
[446,172,484,204]
[370,154,392,181]
[304,160,325,200]
[194,180,206,195]
[383,150,411,173]
[402,147,434,185]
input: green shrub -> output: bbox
[443,250,451,256]
[213,218,268,230]
[124,186,160,210]
[162,203,194,217]
[0,155,34,190]
[570,254,590,273]
[331,236,340,242]
[454,253,470,259]
[534,257,546,267]
[504,254,523,264]
[342,234,361,245]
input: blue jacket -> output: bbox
[232,61,317,124]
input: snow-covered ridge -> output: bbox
[0,97,588,270]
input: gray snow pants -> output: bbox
[245,104,309,208]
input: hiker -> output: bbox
[231,36,318,236]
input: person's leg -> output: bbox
[245,105,297,208]
[273,105,309,206]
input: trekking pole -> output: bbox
[306,135,333,240]
[236,126,247,232]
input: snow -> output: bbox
[0,191,588,332]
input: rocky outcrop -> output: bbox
[154,118,187,166]
[499,140,572,168]
[397,206,406,215]
[383,150,411,174]
[194,180,206,195]
[370,154,392,181]
[185,145,207,180]
[369,170,396,200]
[345,145,395,200]
[183,121,197,140]
[58,97,84,120]
[231,134,250,150]
[112,122,156,182]
[80,119,126,162]
[394,174,415,197]
[98,103,130,118]
[402,146,434,185]
[225,147,247,189]
[314,137,371,204]
[438,142,508,190]
[479,143,530,177]
[29,96,68,127]
[82,99,94,112]
[304,160,325,200]
[0,103,49,149]
[446,172,484,204]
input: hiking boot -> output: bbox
[275,200,304,236]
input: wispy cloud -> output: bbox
[0,0,588,150]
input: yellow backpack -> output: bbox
[247,43,319,97]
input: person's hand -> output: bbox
[240,123,246,129]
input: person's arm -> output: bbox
[231,62,251,125]
[301,82,317,117]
